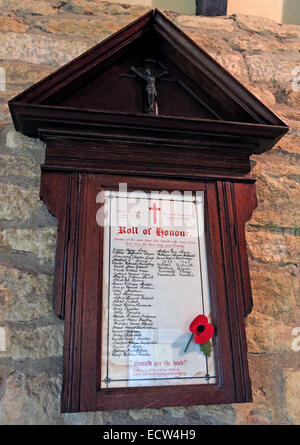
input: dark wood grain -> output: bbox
[60,172,84,412]
[42,136,253,183]
[40,171,71,319]
[10,9,288,413]
[40,172,256,411]
[216,181,253,402]
[8,10,288,155]
[232,183,258,316]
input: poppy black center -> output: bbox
[197,325,205,333]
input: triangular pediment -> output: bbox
[57,55,220,120]
[9,9,288,154]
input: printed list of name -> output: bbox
[110,239,196,360]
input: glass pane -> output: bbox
[100,190,216,388]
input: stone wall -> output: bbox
[0,1,299,425]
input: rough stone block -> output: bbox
[246,310,295,354]
[9,324,64,360]
[176,15,235,33]
[0,265,53,323]
[276,88,300,108]
[0,227,57,260]
[210,51,249,82]
[0,182,40,221]
[249,261,299,323]
[0,369,25,424]
[0,14,28,32]
[30,16,121,40]
[284,369,300,424]
[245,53,300,88]
[0,32,92,67]
[232,14,300,38]
[0,154,40,179]
[185,30,232,53]
[250,173,300,228]
[246,231,299,265]
[252,149,299,178]
[6,0,60,16]
[246,86,276,107]
[275,135,300,156]
[24,373,62,424]
[61,0,149,17]
[227,34,283,52]
[1,61,54,88]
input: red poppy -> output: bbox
[189,314,214,345]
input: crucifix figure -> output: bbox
[130,64,168,115]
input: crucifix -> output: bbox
[130,59,168,115]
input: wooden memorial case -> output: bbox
[8,10,288,413]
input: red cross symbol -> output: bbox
[149,202,161,224]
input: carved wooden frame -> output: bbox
[8,10,288,412]
[40,170,256,412]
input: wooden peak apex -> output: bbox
[8,9,288,154]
